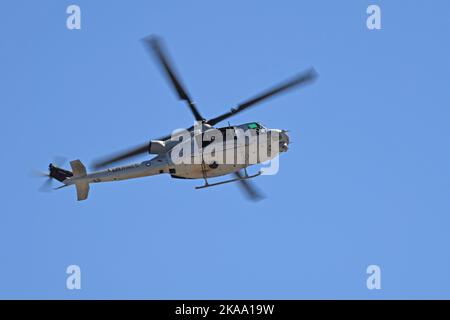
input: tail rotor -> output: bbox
[32,157,70,192]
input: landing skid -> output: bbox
[195,170,262,190]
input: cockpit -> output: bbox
[200,122,267,147]
[213,122,266,137]
[234,122,266,131]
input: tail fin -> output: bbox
[70,160,90,201]
[49,164,73,182]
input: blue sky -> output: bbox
[1,0,449,299]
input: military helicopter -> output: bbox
[38,36,317,201]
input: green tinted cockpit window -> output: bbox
[248,123,259,129]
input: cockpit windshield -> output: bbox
[246,122,264,130]
[217,122,265,134]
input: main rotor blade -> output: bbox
[155,124,197,142]
[234,171,265,201]
[91,143,149,170]
[91,126,200,170]
[142,36,204,122]
[207,68,318,126]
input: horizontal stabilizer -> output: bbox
[75,182,90,201]
[70,159,89,200]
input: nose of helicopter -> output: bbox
[280,130,290,144]
[279,130,290,152]
[268,129,289,152]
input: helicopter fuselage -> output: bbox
[63,126,289,187]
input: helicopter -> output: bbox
[38,36,317,201]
